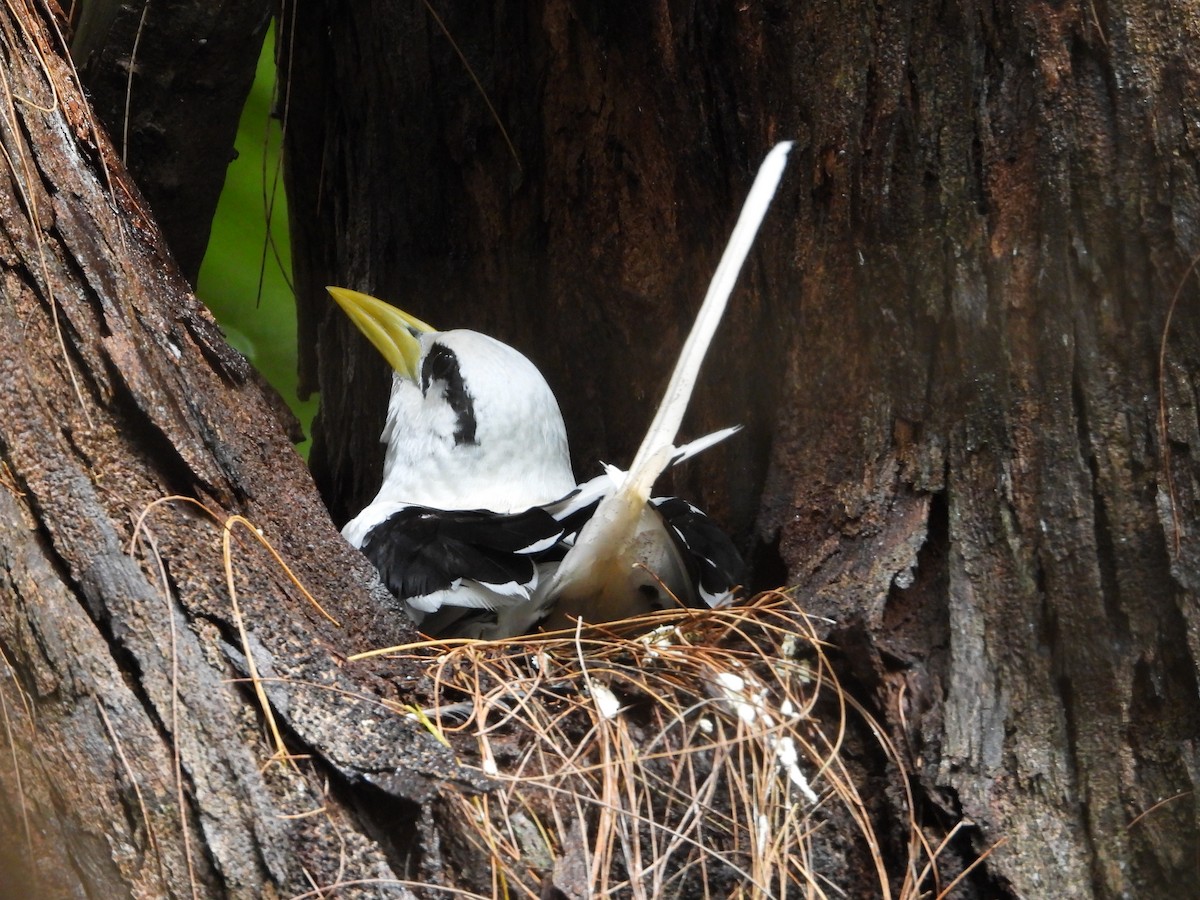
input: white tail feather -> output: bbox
[627,141,795,482]
[550,143,793,601]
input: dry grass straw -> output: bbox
[366,591,969,899]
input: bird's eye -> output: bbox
[420,343,461,394]
[421,342,478,446]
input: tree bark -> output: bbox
[3,0,1197,896]
[72,0,273,284]
[0,3,473,896]
[285,1,1200,897]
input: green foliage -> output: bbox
[196,28,317,456]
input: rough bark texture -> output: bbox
[284,1,1200,896]
[72,0,272,284]
[0,3,476,896]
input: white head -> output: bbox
[329,288,576,540]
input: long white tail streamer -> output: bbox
[552,141,794,595]
[628,140,795,480]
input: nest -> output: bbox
[366,592,975,899]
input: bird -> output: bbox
[330,289,577,636]
[331,141,793,639]
[328,287,742,637]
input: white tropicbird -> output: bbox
[333,141,792,638]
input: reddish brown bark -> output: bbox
[284,2,1200,896]
[1,0,1196,896]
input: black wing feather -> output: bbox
[362,505,565,600]
[551,499,602,542]
[650,497,744,599]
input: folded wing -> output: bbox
[360,505,566,636]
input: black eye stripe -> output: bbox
[421,342,478,446]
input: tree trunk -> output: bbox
[4,0,1197,896]
[0,3,469,896]
[284,1,1200,897]
[71,0,273,284]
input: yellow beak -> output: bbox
[326,287,436,381]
